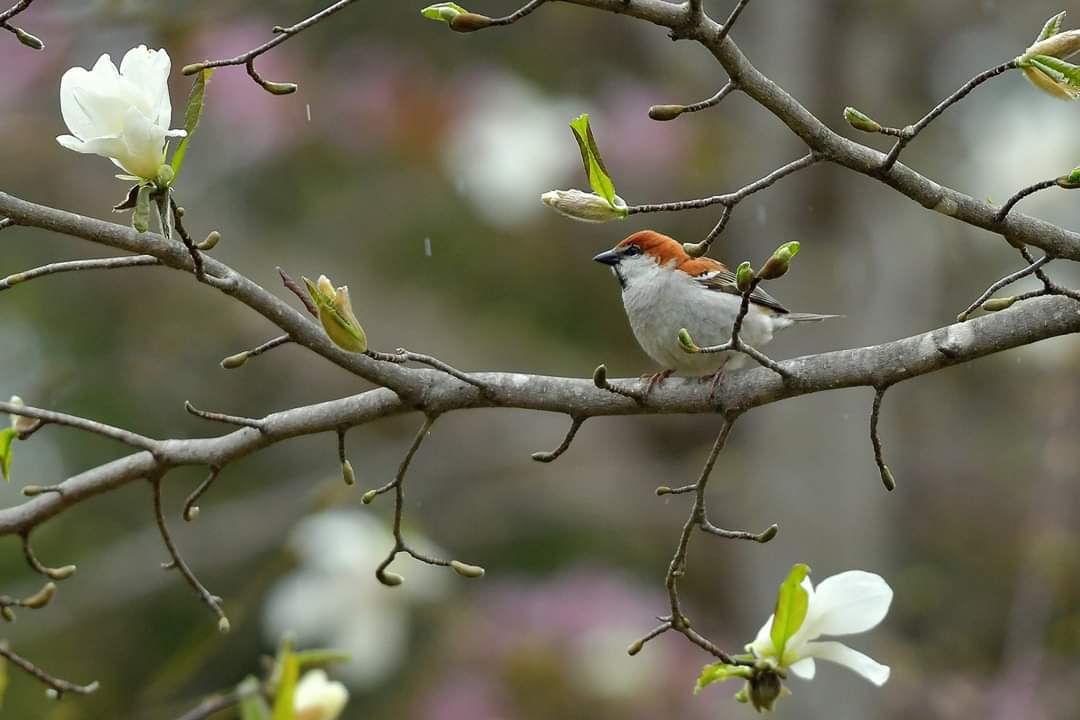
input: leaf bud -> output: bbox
[220,352,249,370]
[21,582,56,609]
[678,328,701,354]
[377,570,404,587]
[450,560,485,578]
[449,12,493,31]
[14,28,44,51]
[982,296,1018,312]
[342,460,355,486]
[843,106,881,133]
[198,230,221,250]
[648,104,686,121]
[735,261,754,292]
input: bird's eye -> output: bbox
[623,245,642,257]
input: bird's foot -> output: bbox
[641,369,675,399]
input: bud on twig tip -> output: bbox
[14,28,44,50]
[218,616,231,634]
[342,460,355,486]
[755,524,779,543]
[880,465,896,491]
[198,230,221,250]
[182,63,208,76]
[982,296,1018,312]
[627,638,645,655]
[682,241,707,257]
[655,485,672,496]
[843,106,881,133]
[377,570,404,587]
[449,12,493,31]
[221,352,249,370]
[593,364,608,388]
[648,104,685,121]
[184,506,200,522]
[21,582,56,609]
[47,565,77,580]
[450,560,486,578]
[361,489,378,504]
[678,328,700,354]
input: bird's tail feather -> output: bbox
[785,312,843,322]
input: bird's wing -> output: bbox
[695,270,790,314]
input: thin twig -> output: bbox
[0,0,42,49]
[488,0,550,26]
[184,0,361,92]
[184,401,265,431]
[369,348,488,392]
[174,690,249,720]
[531,416,586,462]
[183,466,222,522]
[220,334,292,369]
[0,644,98,698]
[995,179,1060,224]
[957,255,1051,322]
[170,195,205,281]
[0,255,160,290]
[627,153,817,215]
[649,82,737,122]
[150,476,228,629]
[21,533,76,581]
[715,0,752,45]
[869,386,895,491]
[0,400,158,451]
[881,60,1017,172]
[591,364,646,403]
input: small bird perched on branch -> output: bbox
[593,230,836,385]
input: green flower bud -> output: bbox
[879,464,896,491]
[198,230,221,250]
[377,570,404,587]
[756,241,801,280]
[182,63,208,76]
[449,12,493,31]
[46,564,77,581]
[593,364,609,388]
[648,104,685,121]
[982,296,1018,312]
[184,505,200,522]
[735,261,754,293]
[262,81,298,96]
[450,560,485,578]
[626,638,645,656]
[218,616,231,634]
[655,485,673,496]
[678,328,700,354]
[303,275,368,353]
[843,106,881,133]
[361,489,378,504]
[21,582,55,609]
[14,28,44,51]
[755,524,779,543]
[342,460,355,486]
[220,352,249,370]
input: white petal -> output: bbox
[119,45,173,129]
[803,640,890,686]
[788,657,816,680]
[119,106,167,178]
[799,570,892,638]
[56,134,86,152]
[58,133,127,162]
[749,614,775,658]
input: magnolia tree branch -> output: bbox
[0,0,42,50]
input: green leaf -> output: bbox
[293,649,352,669]
[1037,11,1066,43]
[770,563,811,662]
[171,69,213,179]
[569,114,618,206]
[694,662,751,694]
[237,677,271,720]
[420,2,468,21]
[133,184,152,233]
[1030,55,1080,85]
[0,428,16,482]
[271,652,299,720]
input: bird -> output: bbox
[592,229,836,388]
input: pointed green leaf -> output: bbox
[133,184,152,232]
[1030,55,1080,85]
[237,677,271,720]
[0,428,16,482]
[569,114,618,206]
[421,2,468,21]
[1037,11,1067,42]
[171,69,213,179]
[770,563,810,661]
[271,652,299,720]
[694,662,751,694]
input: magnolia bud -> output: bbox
[218,616,231,634]
[450,560,485,578]
[198,230,221,250]
[541,189,628,223]
[756,241,801,280]
[627,638,645,656]
[678,328,700,354]
[648,104,685,121]
[182,62,208,76]
[342,460,355,486]
[655,485,673,496]
[748,668,784,713]
[756,524,779,543]
[220,352,249,369]
[303,275,368,353]
[1024,28,1080,61]
[184,505,200,522]
[14,28,44,51]
[377,570,404,587]
[879,465,896,491]
[982,296,1018,312]
[262,80,298,95]
[45,564,77,581]
[735,261,754,293]
[9,396,35,434]
[843,106,881,133]
[449,12,493,31]
[593,364,609,388]
[361,489,378,504]
[21,582,56,609]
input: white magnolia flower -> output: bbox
[56,45,186,180]
[293,669,348,720]
[749,570,893,686]
[541,189,628,223]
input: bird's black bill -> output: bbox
[592,249,620,266]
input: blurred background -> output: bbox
[1,0,1079,717]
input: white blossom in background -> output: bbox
[263,510,449,687]
[749,570,893,685]
[56,45,185,180]
[442,71,581,229]
[294,669,349,720]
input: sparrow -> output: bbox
[593,230,835,382]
